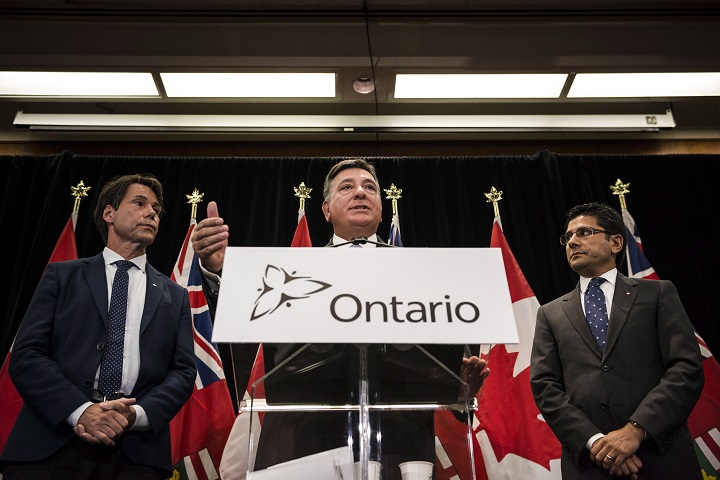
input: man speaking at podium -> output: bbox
[192,158,488,478]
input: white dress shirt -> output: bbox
[67,247,150,430]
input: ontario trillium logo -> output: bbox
[251,264,332,320]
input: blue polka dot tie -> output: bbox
[585,277,609,352]
[98,260,133,398]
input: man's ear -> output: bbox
[102,204,114,223]
[322,201,331,222]
[611,234,624,255]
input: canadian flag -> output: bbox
[434,216,562,479]
[218,204,311,479]
[0,211,78,456]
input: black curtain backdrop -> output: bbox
[3,150,719,403]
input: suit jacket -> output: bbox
[1,253,196,475]
[530,273,704,479]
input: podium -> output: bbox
[213,247,519,479]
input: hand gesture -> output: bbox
[191,201,229,274]
[461,356,490,397]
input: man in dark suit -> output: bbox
[191,158,488,479]
[530,202,704,480]
[0,174,196,480]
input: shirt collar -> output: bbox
[333,233,378,247]
[103,247,147,273]
[580,268,617,293]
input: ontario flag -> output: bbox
[434,215,562,480]
[218,204,312,479]
[168,219,236,480]
[622,208,720,477]
[0,211,79,455]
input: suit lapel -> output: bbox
[84,253,110,326]
[604,273,638,356]
[562,284,603,357]
[140,264,163,334]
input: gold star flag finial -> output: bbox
[384,183,403,215]
[186,188,204,220]
[70,180,91,213]
[484,186,503,217]
[610,178,631,210]
[294,182,312,211]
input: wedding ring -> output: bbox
[605,455,614,460]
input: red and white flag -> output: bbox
[168,219,236,480]
[219,345,266,479]
[622,208,720,478]
[0,211,79,455]
[219,204,312,479]
[291,208,312,248]
[435,216,562,479]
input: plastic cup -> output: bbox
[398,460,433,480]
[354,460,381,480]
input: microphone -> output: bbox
[330,236,396,248]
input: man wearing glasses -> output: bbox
[530,202,703,479]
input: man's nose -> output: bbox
[353,186,367,198]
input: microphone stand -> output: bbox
[329,235,392,479]
[330,236,397,248]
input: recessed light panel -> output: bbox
[160,73,336,98]
[0,71,159,97]
[394,74,568,99]
[569,72,720,98]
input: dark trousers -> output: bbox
[2,437,166,480]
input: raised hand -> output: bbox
[191,201,229,274]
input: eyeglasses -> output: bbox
[559,227,611,245]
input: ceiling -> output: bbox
[1,0,719,142]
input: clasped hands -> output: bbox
[74,397,137,446]
[589,423,644,479]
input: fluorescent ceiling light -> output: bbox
[0,71,159,97]
[14,111,675,132]
[394,74,568,99]
[569,72,720,98]
[160,72,336,98]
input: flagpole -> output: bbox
[610,178,630,211]
[186,188,204,221]
[384,183,402,217]
[384,184,403,246]
[484,186,503,218]
[70,180,91,229]
[293,182,312,222]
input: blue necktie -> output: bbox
[98,260,133,398]
[585,277,609,352]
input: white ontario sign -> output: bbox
[212,247,518,345]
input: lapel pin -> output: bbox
[152,283,157,287]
